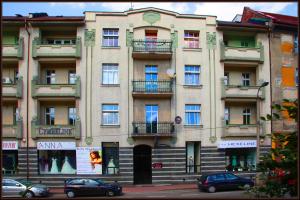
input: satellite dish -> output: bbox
[166,68,176,78]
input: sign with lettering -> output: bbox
[38,128,73,135]
[152,162,163,169]
[76,147,102,174]
[218,140,257,148]
[2,141,18,150]
[37,142,76,150]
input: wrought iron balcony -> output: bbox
[132,80,173,98]
[132,122,175,137]
[132,39,172,59]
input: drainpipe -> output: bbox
[267,22,273,133]
[24,18,30,181]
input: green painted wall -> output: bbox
[3,32,19,44]
[225,35,256,48]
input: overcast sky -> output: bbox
[3,2,298,21]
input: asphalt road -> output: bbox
[48,189,253,199]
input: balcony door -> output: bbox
[145,65,158,92]
[145,30,157,51]
[145,105,158,134]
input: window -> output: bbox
[69,179,84,185]
[215,174,225,181]
[46,70,56,84]
[225,173,238,180]
[69,70,76,84]
[296,68,298,86]
[103,29,119,47]
[186,142,200,174]
[102,64,119,85]
[243,108,251,125]
[224,72,229,86]
[185,65,200,85]
[47,39,76,45]
[241,41,249,47]
[242,73,250,86]
[102,142,119,175]
[224,107,230,125]
[45,107,55,125]
[185,105,201,125]
[225,148,256,171]
[184,31,199,48]
[102,104,119,125]
[84,179,99,186]
[69,108,76,125]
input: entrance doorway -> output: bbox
[133,145,152,184]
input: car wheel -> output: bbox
[24,191,34,198]
[208,186,216,193]
[106,190,115,197]
[66,191,75,198]
[243,184,251,190]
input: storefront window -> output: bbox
[102,142,119,175]
[225,148,256,172]
[38,150,76,174]
[186,141,201,174]
[2,150,18,175]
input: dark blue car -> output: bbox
[64,178,122,198]
[197,172,254,193]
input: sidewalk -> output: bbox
[50,183,197,194]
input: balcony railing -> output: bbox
[220,41,264,63]
[31,116,81,139]
[132,122,175,136]
[221,78,266,100]
[132,80,172,94]
[32,37,81,58]
[2,76,23,98]
[31,76,81,98]
[2,118,23,139]
[2,37,24,59]
[222,120,265,137]
[132,39,172,52]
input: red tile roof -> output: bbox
[258,11,298,26]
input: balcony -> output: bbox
[32,37,81,58]
[132,122,175,137]
[2,118,23,139]
[220,41,264,63]
[222,121,265,138]
[2,77,23,99]
[31,76,81,99]
[132,80,173,98]
[31,116,81,139]
[221,78,265,101]
[2,38,24,59]
[132,39,172,59]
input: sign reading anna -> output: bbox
[2,141,18,150]
[218,140,257,148]
[37,142,76,150]
[38,127,73,135]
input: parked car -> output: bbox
[64,178,122,198]
[2,178,50,198]
[197,172,254,193]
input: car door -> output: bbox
[213,174,227,191]
[5,180,26,197]
[84,179,102,196]
[224,173,241,190]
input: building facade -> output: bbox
[2,8,272,186]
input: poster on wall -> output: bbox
[76,147,102,174]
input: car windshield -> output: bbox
[95,179,105,185]
[16,179,32,187]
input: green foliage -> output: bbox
[247,99,298,198]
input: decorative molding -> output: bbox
[143,12,161,25]
[85,137,93,145]
[171,31,178,49]
[127,137,134,145]
[126,30,133,47]
[209,136,217,143]
[84,29,95,47]
[207,32,216,49]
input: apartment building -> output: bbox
[2,7,272,185]
[240,7,298,135]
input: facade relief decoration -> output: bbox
[143,12,161,25]
[207,32,216,49]
[84,29,95,47]
[171,31,178,49]
[126,30,133,47]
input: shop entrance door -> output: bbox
[133,145,152,184]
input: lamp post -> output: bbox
[256,81,269,178]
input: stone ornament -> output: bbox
[84,29,95,47]
[207,32,216,49]
[143,12,161,25]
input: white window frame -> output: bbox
[184,65,201,85]
[68,70,76,84]
[224,72,229,86]
[185,104,201,125]
[184,31,199,48]
[46,70,56,84]
[102,64,119,85]
[102,29,119,47]
[68,107,76,126]
[242,73,250,86]
[45,107,55,125]
[224,107,230,125]
[102,104,119,125]
[243,108,251,125]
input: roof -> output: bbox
[259,11,298,26]
[217,20,268,32]
[3,16,84,22]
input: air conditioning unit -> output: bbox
[2,77,12,84]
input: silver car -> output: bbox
[2,179,49,198]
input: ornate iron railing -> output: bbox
[132,122,175,135]
[132,39,172,52]
[132,80,172,93]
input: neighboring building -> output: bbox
[2,7,272,186]
[240,7,298,135]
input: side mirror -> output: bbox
[16,183,22,187]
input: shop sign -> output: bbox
[152,162,163,169]
[2,141,18,150]
[76,147,102,175]
[37,142,76,150]
[218,140,257,148]
[38,128,73,135]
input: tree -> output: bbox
[247,99,298,198]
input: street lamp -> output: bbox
[256,81,269,174]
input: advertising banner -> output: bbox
[218,140,257,148]
[37,142,76,150]
[76,147,102,174]
[2,141,18,150]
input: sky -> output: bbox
[2,2,298,21]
